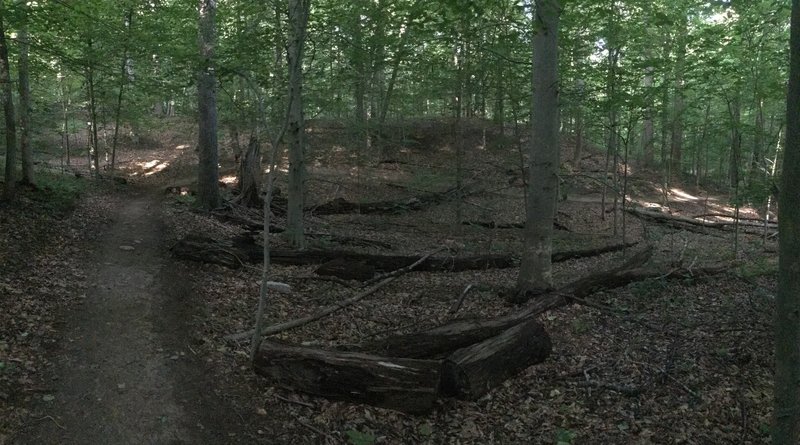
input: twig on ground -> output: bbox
[36,415,66,431]
[274,393,315,408]
[225,247,445,341]
[447,284,474,317]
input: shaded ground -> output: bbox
[8,189,259,444]
[1,117,780,444]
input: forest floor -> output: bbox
[0,118,779,444]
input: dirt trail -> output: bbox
[15,190,236,445]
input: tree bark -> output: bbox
[517,0,561,295]
[286,0,311,248]
[253,341,441,414]
[441,320,551,400]
[197,0,222,210]
[670,26,686,183]
[17,2,32,185]
[236,134,262,208]
[111,8,134,174]
[0,7,16,200]
[641,65,655,168]
[773,0,800,442]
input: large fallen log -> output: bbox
[310,184,482,216]
[441,320,552,400]
[363,248,734,359]
[627,207,777,235]
[253,341,441,414]
[173,233,637,273]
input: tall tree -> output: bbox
[285,0,311,248]
[0,5,16,200]
[516,0,560,299]
[18,1,32,185]
[773,0,800,441]
[197,0,221,210]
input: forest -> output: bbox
[0,0,798,443]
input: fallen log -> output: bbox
[253,341,441,414]
[310,184,481,216]
[627,207,777,234]
[462,220,571,231]
[225,249,443,341]
[441,320,552,400]
[173,234,639,274]
[363,248,733,358]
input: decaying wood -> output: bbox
[627,207,777,234]
[253,341,441,414]
[310,184,482,216]
[364,247,734,359]
[441,320,552,400]
[225,249,441,341]
[173,233,639,274]
[462,220,570,231]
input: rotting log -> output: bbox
[253,341,441,414]
[309,184,482,216]
[462,220,571,231]
[173,233,639,274]
[363,247,733,358]
[627,207,777,235]
[441,320,552,400]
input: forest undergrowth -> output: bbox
[0,121,780,444]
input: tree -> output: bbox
[285,0,311,248]
[0,4,16,200]
[197,0,221,210]
[18,1,32,185]
[773,0,800,441]
[516,0,560,299]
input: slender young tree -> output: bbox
[18,1,32,185]
[285,0,311,248]
[0,5,16,200]
[773,0,800,442]
[516,0,560,299]
[197,0,221,210]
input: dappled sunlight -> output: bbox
[175,144,191,150]
[132,159,170,177]
[669,187,701,202]
[220,175,237,185]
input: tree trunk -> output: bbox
[517,0,561,296]
[236,134,262,208]
[286,0,310,249]
[773,0,800,442]
[0,6,15,200]
[111,8,134,174]
[18,3,32,185]
[641,66,655,168]
[197,0,221,210]
[729,95,742,189]
[86,38,100,177]
[670,23,686,183]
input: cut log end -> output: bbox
[441,319,552,400]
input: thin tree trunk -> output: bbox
[18,2,32,185]
[641,65,655,168]
[0,6,16,200]
[670,23,686,184]
[285,0,311,248]
[197,0,221,210]
[86,37,100,177]
[516,0,561,296]
[111,8,134,174]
